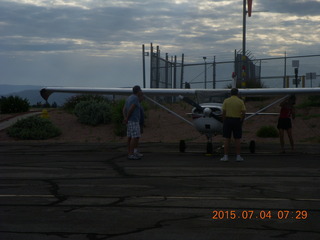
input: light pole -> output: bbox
[242,0,246,57]
[242,0,252,88]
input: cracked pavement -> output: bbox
[0,142,319,239]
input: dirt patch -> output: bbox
[0,96,319,146]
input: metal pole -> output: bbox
[283,51,287,88]
[171,56,173,88]
[259,59,262,85]
[142,44,146,88]
[234,49,237,87]
[156,45,160,88]
[213,56,216,89]
[245,95,290,121]
[205,61,207,89]
[180,53,184,88]
[165,53,169,88]
[203,57,207,89]
[144,95,194,127]
[242,0,247,88]
[150,43,153,88]
[174,55,177,89]
[242,0,246,57]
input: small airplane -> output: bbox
[40,86,320,153]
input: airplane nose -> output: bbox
[203,108,212,117]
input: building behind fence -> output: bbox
[143,43,320,90]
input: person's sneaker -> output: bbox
[236,155,244,162]
[220,155,229,161]
[128,154,141,160]
[134,152,143,158]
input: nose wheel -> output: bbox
[206,142,213,154]
[249,140,256,153]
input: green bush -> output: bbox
[7,116,61,140]
[298,95,320,108]
[63,95,108,112]
[256,125,279,138]
[112,99,126,136]
[74,100,112,126]
[0,96,30,114]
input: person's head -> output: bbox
[288,94,296,105]
[132,85,142,95]
[231,88,239,96]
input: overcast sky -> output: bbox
[0,0,319,88]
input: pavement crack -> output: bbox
[86,233,109,240]
[105,155,134,177]
[105,214,204,239]
[44,180,68,205]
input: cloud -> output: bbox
[0,0,319,87]
[259,0,320,16]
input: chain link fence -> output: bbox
[146,44,320,90]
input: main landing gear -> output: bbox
[179,140,186,153]
[249,140,256,153]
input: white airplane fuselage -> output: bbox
[191,103,223,138]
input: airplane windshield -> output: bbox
[196,91,227,104]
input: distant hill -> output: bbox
[0,84,42,96]
[8,90,76,106]
[0,84,75,106]
[0,84,118,106]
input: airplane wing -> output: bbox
[40,87,197,100]
[40,86,320,100]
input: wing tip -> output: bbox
[40,88,51,101]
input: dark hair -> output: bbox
[289,94,296,105]
[132,85,141,94]
[231,88,238,96]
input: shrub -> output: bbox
[256,125,279,138]
[7,116,61,140]
[298,95,320,108]
[74,100,112,126]
[0,96,30,114]
[63,95,108,112]
[112,99,126,136]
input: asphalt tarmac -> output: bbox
[0,142,319,240]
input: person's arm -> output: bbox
[125,104,136,123]
[222,101,226,122]
[222,110,226,122]
[240,109,246,121]
[291,106,296,120]
[240,101,246,121]
[280,100,287,108]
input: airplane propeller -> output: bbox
[179,95,203,112]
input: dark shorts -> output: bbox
[277,118,292,130]
[223,118,242,139]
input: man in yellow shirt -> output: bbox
[221,88,246,161]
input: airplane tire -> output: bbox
[249,140,256,153]
[206,142,213,154]
[179,140,186,153]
